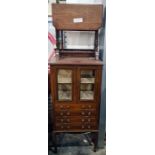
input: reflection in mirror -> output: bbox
[64,31,95,50]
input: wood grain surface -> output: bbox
[52,4,104,30]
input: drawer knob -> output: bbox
[82,105,85,108]
[81,119,85,122]
[60,112,63,116]
[67,119,70,122]
[61,119,64,122]
[88,112,91,115]
[61,126,64,129]
[82,125,85,129]
[67,112,70,115]
[60,105,63,108]
[88,119,91,122]
[88,125,91,129]
[81,112,85,115]
[88,105,92,108]
[66,105,70,108]
[67,126,70,129]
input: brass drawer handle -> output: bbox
[88,119,91,122]
[88,105,92,108]
[81,112,85,115]
[81,125,85,129]
[61,119,64,122]
[81,105,85,108]
[81,119,85,122]
[60,112,63,116]
[67,112,70,115]
[60,105,64,108]
[66,105,70,108]
[88,112,91,115]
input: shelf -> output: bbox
[80,84,94,91]
[58,84,72,91]
[80,78,95,83]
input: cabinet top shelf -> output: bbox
[49,57,103,66]
[52,4,104,30]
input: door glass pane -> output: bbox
[58,69,72,83]
[80,70,95,100]
[57,69,72,101]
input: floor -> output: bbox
[49,146,106,155]
[48,133,106,155]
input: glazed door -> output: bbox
[54,67,76,104]
[77,66,99,104]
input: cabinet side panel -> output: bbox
[96,66,103,128]
[50,66,56,103]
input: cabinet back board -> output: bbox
[52,4,104,30]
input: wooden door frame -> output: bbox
[51,65,77,105]
[77,66,99,104]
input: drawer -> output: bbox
[56,116,96,123]
[54,104,96,111]
[55,122,97,131]
[54,109,96,117]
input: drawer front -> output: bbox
[54,104,96,111]
[56,116,96,124]
[55,122,97,131]
[55,109,96,117]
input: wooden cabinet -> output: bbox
[51,65,101,132]
[51,66,102,105]
[49,58,103,152]
[49,3,104,153]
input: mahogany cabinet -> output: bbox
[49,3,104,153]
[49,57,103,152]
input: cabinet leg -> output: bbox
[52,132,57,153]
[92,132,98,152]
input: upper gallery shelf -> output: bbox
[52,4,104,30]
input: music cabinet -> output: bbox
[49,3,104,153]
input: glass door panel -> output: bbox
[80,70,95,100]
[57,69,72,101]
[58,69,72,83]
